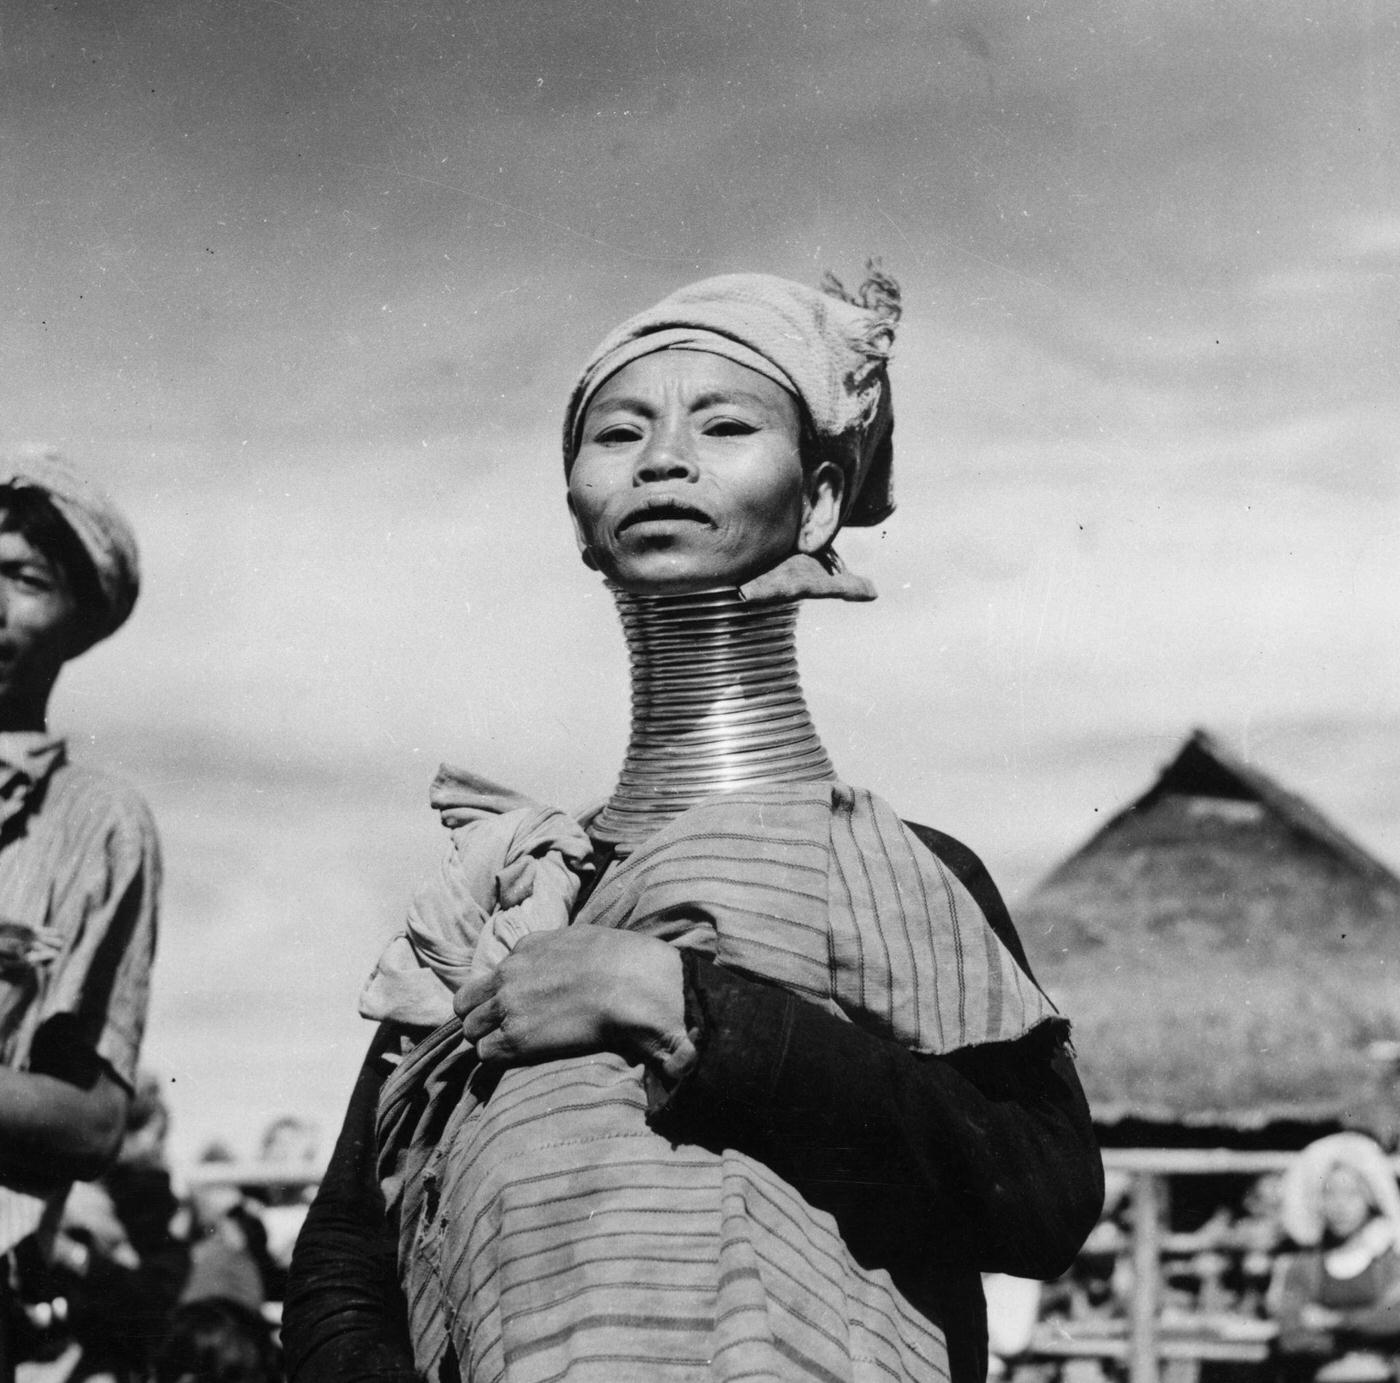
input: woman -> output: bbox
[1273,1132,1400,1382]
[284,269,1103,1383]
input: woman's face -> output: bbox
[568,351,839,595]
[1320,1164,1374,1240]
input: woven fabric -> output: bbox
[360,766,592,1029]
[564,271,899,529]
[375,781,1058,1382]
[0,733,66,834]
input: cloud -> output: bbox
[6,0,1398,1152]
[1334,214,1400,259]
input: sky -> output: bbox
[2,0,1397,1162]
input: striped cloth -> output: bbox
[0,732,161,1253]
[373,780,1058,1383]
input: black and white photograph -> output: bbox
[1,3,1397,1380]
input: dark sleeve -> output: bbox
[1273,1249,1400,1351]
[1272,1252,1336,1356]
[1336,1251,1400,1341]
[282,1025,421,1383]
[649,952,1103,1283]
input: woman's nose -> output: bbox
[633,421,698,482]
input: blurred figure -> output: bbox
[41,1074,189,1382]
[0,455,160,1382]
[151,1299,281,1383]
[1272,1132,1400,1382]
[256,1121,317,1171]
[1232,1171,1287,1316]
[245,1120,317,1291]
[179,1150,267,1315]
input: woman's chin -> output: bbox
[607,574,737,597]
[600,558,762,597]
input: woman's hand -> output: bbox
[454,928,687,1069]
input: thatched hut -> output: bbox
[1020,728,1400,1140]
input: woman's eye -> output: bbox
[704,419,758,437]
[592,425,642,445]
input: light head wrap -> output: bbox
[1278,1132,1400,1247]
[564,267,901,529]
[0,451,141,653]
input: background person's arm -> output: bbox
[0,1017,128,1187]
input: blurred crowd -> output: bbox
[16,1077,1400,1383]
[991,1132,1400,1383]
[13,1076,317,1383]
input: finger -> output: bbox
[459,993,503,1044]
[474,1025,513,1064]
[453,972,496,1018]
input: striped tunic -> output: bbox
[373,780,1057,1383]
[0,733,160,1250]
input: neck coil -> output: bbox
[589,586,835,850]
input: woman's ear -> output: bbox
[796,460,845,555]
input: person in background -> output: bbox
[187,1119,321,1314]
[151,1298,282,1383]
[257,1120,318,1171]
[1272,1132,1400,1382]
[44,1073,190,1381]
[1232,1170,1287,1318]
[243,1118,319,1300]
[0,453,160,1382]
[180,1148,271,1315]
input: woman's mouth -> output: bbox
[618,501,711,532]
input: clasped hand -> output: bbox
[453,927,686,1069]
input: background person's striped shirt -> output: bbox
[0,736,160,1252]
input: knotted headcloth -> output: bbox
[0,451,140,651]
[1279,1132,1400,1247]
[564,268,901,529]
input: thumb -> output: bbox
[453,971,495,1018]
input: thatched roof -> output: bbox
[1020,728,1400,1132]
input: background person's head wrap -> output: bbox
[564,267,901,530]
[1278,1132,1400,1247]
[0,450,141,652]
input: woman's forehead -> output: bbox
[585,349,798,416]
